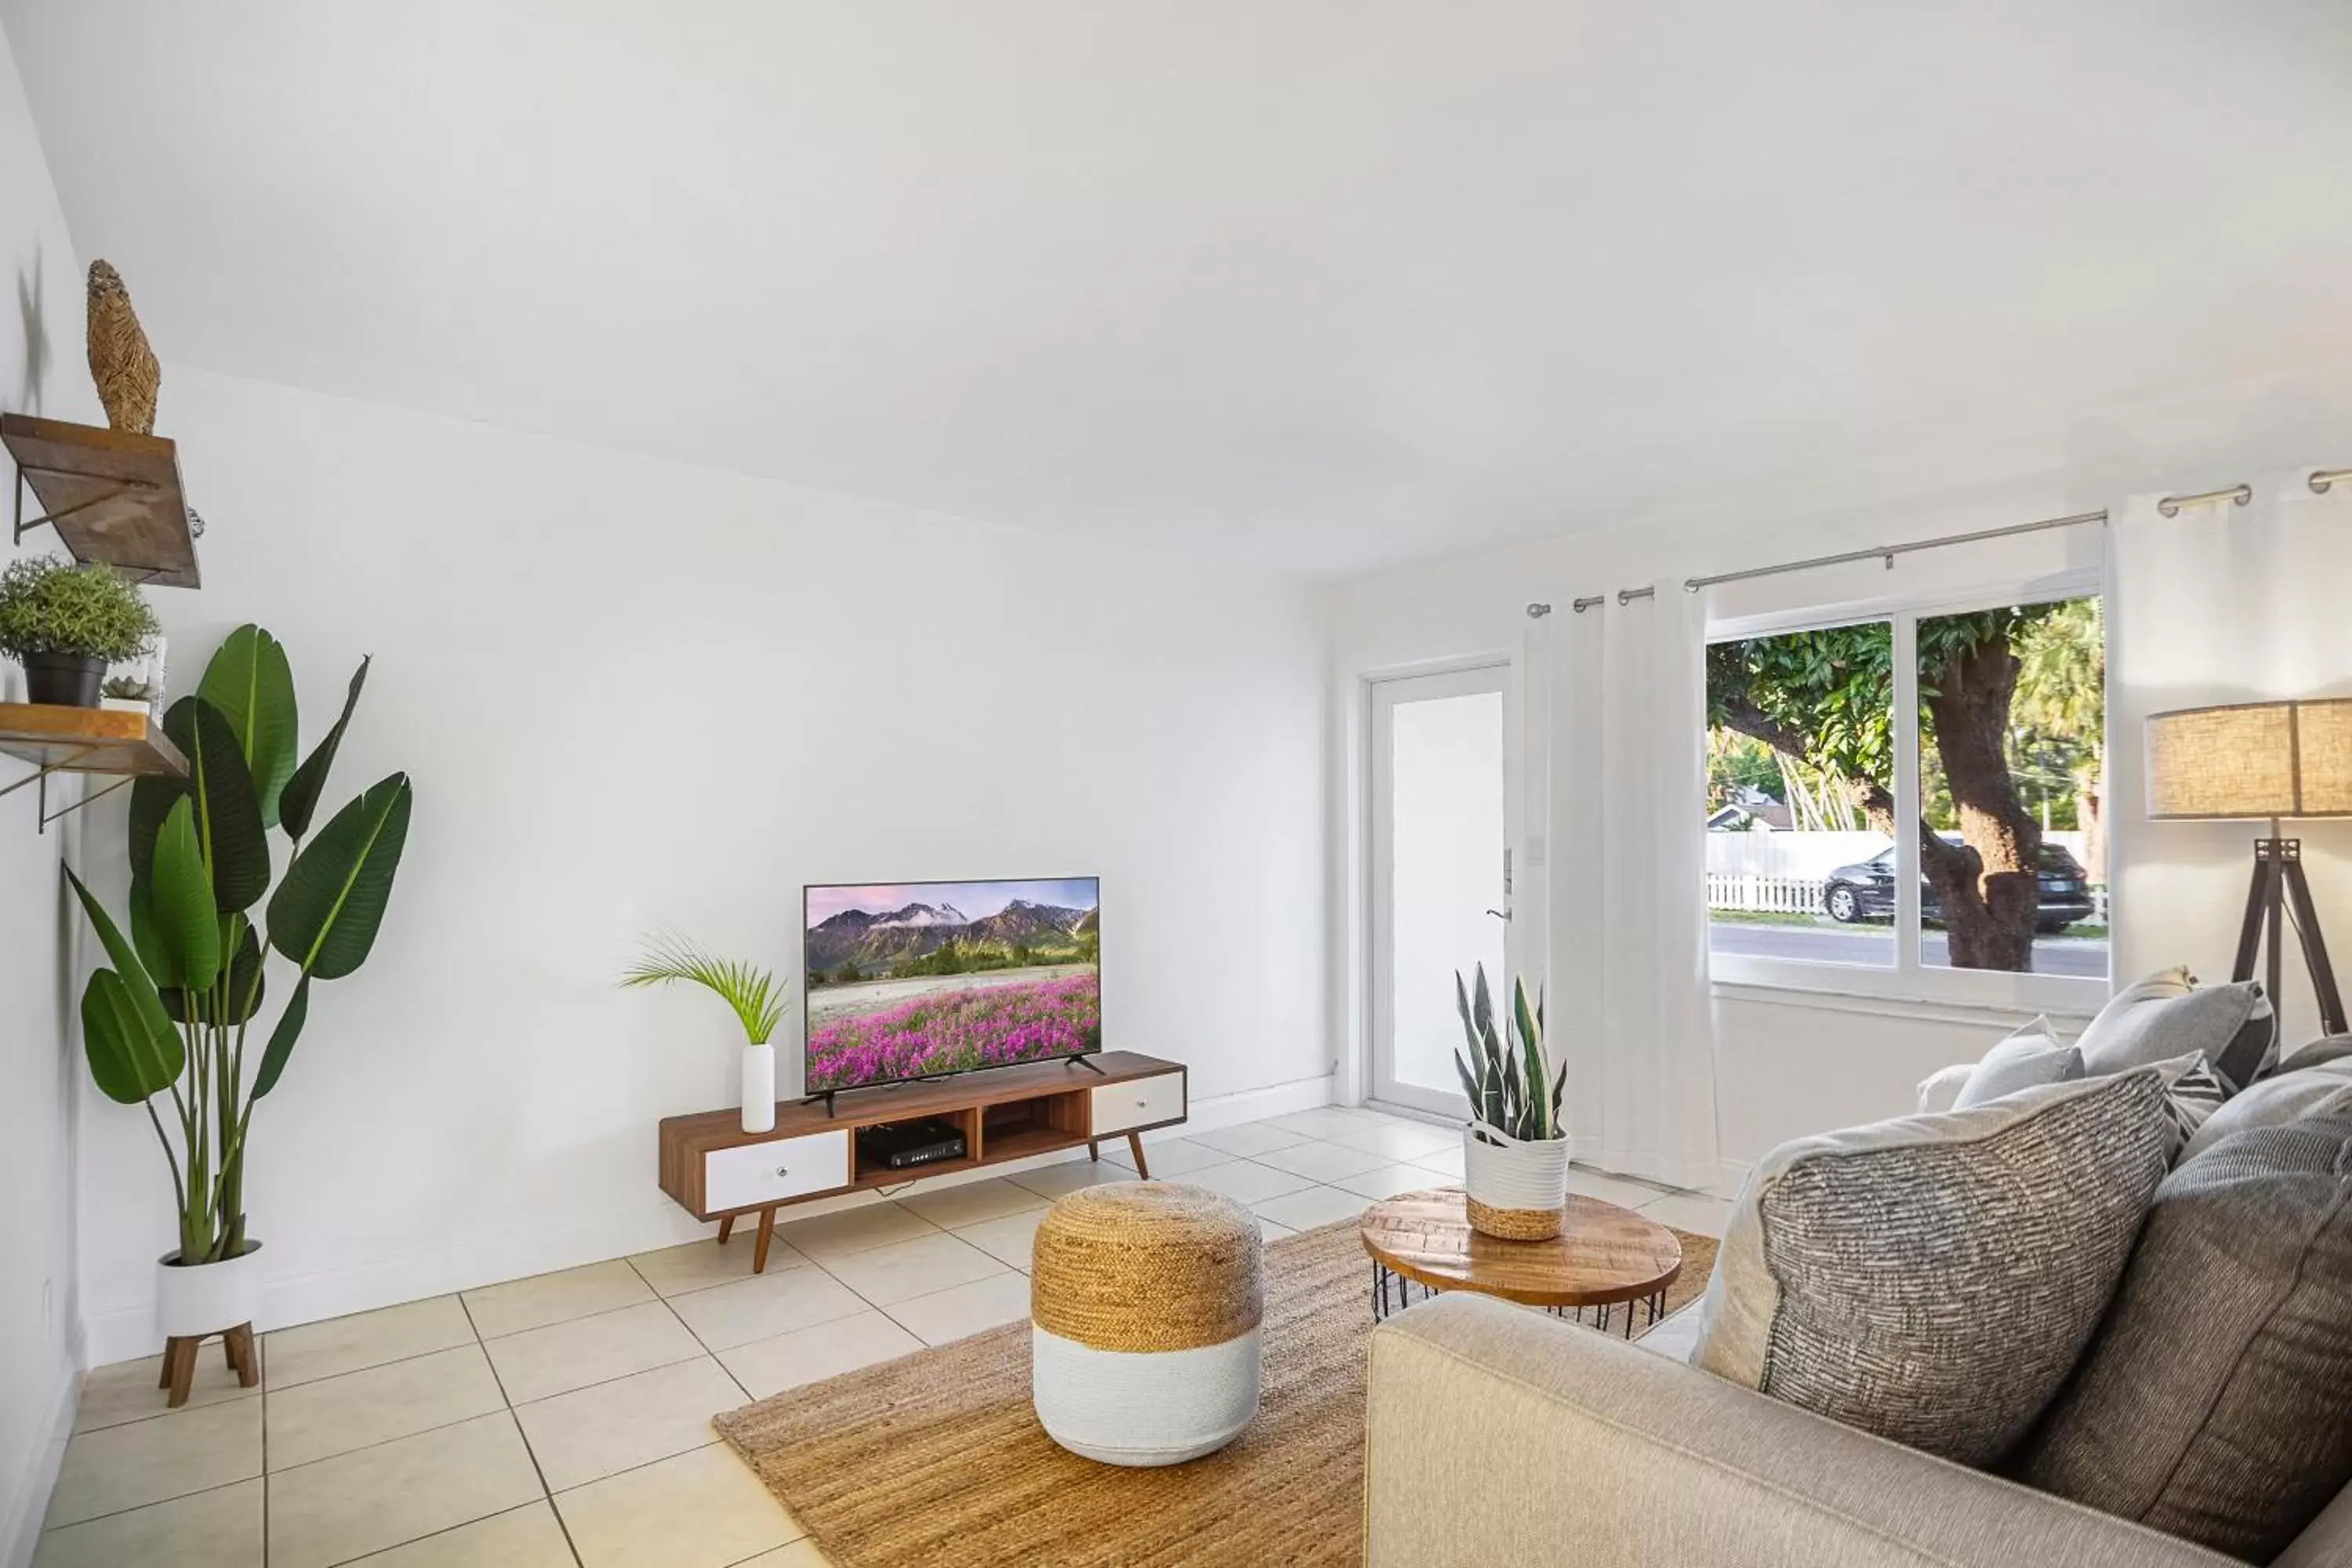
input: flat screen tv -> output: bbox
[803,877,1101,1094]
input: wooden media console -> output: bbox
[657,1051,1188,1271]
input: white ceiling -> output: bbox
[6,2,2352,579]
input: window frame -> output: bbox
[1704,565,2108,1014]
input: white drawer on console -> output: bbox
[704,1130,851,1212]
[1091,1073,1185,1137]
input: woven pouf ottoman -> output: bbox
[1029,1181,1264,1466]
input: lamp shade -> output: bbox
[2145,698,2352,820]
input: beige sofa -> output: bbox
[1363,1293,2352,1567]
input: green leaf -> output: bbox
[619,933,786,1044]
[64,864,181,1073]
[1513,978,1550,1141]
[161,696,271,913]
[162,924,265,1027]
[129,878,177,993]
[81,968,185,1104]
[280,657,368,841]
[125,775,186,889]
[198,625,299,829]
[252,975,308,1099]
[151,797,221,993]
[268,774,412,979]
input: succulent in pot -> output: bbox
[622,935,789,1134]
[66,626,413,1402]
[0,554,160,706]
[100,673,154,716]
[1453,964,1571,1240]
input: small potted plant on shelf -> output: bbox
[1453,963,1572,1240]
[67,626,413,1405]
[0,555,161,707]
[100,674,153,716]
[622,935,788,1133]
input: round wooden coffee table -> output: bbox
[1359,1187,1685,1337]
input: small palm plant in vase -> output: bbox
[1454,963,1571,1240]
[622,935,788,1132]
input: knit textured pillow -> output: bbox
[1693,1071,2172,1467]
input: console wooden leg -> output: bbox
[223,1323,259,1388]
[717,1214,735,1245]
[1127,1131,1150,1180]
[162,1337,198,1408]
[1087,1139,1099,1163]
[753,1207,776,1274]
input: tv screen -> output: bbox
[804,877,1102,1094]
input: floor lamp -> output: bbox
[2145,698,2352,1034]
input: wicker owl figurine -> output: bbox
[86,260,160,435]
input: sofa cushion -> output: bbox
[2181,1058,2352,1164]
[2013,1116,2352,1563]
[1692,1071,2172,1467]
[1953,1018,2079,1110]
[2274,1033,2352,1076]
[2075,966,2276,1091]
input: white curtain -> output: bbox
[1539,578,1721,1191]
[2109,470,2352,1044]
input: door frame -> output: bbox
[1364,657,1517,1120]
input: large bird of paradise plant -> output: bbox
[68,626,413,1266]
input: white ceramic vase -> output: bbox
[1462,1127,1572,1240]
[741,1044,776,1134]
[155,1242,264,1338]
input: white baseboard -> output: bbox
[81,1070,1341,1368]
[2,1360,78,1568]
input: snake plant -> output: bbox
[67,626,413,1266]
[1453,963,1565,1146]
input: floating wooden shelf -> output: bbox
[0,702,187,779]
[2,413,202,588]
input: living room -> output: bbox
[5,5,2351,1567]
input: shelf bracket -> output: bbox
[40,772,133,830]
[13,464,157,545]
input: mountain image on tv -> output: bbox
[804,877,1101,1093]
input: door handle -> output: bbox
[1485,909,1512,922]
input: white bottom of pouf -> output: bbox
[1032,1324,1261,1466]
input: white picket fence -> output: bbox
[1706,873,1827,914]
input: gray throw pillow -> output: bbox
[1953,1019,2081,1110]
[2076,966,2276,1091]
[2181,1059,2352,1163]
[2013,1116,2352,1562]
[1692,1071,2172,1467]
[2274,1034,2352,1076]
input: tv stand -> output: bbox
[659,1051,1187,1272]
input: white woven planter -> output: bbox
[1463,1128,1571,1240]
[1033,1325,1261,1466]
[155,1242,264,1338]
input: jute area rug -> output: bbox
[714,1214,1718,1568]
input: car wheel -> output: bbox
[1825,884,1862,924]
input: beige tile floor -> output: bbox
[35,1103,1726,1567]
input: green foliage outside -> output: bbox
[0,555,160,661]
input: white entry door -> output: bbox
[1370,663,1511,1119]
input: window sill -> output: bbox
[1709,961,2104,1030]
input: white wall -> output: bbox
[0,19,96,1563]
[71,368,1333,1364]
[1328,365,2352,1178]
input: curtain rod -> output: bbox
[1526,466,2350,618]
[1527,507,2106,619]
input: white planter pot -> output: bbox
[741,1044,777,1134]
[155,1242,265,1338]
[1462,1129,1571,1241]
[100,696,151,715]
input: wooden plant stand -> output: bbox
[159,1323,259,1407]
[659,1051,1188,1273]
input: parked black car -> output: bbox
[1821,843,2096,934]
